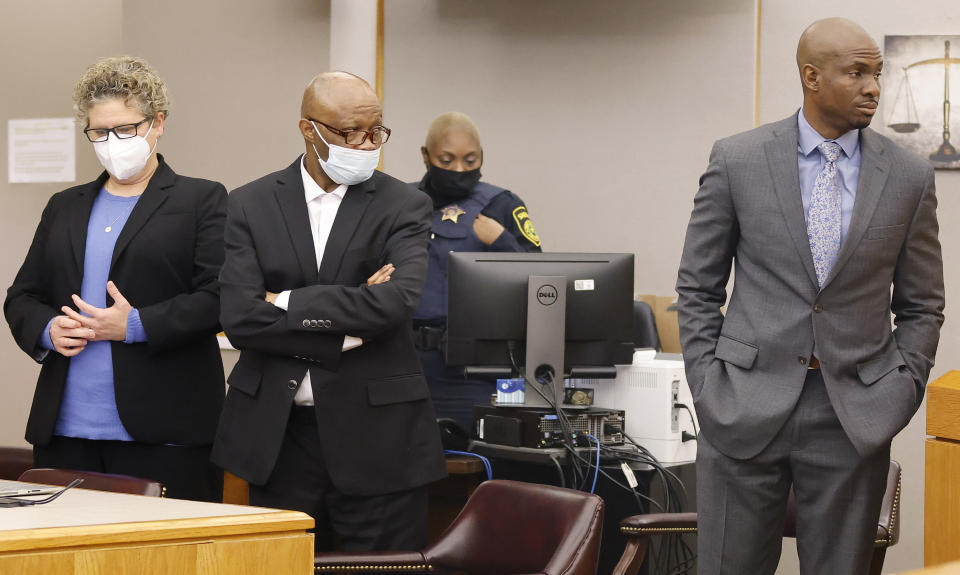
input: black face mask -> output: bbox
[424,165,482,210]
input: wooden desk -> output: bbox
[925,371,960,566]
[0,483,313,574]
[901,559,960,574]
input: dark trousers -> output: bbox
[419,347,494,433]
[696,369,890,575]
[249,406,428,553]
[33,435,223,502]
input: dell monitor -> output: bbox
[446,252,635,408]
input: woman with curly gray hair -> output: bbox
[5,56,226,502]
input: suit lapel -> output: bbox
[275,159,320,283]
[110,157,172,270]
[68,174,108,273]
[317,176,375,285]
[765,117,820,288]
[822,128,890,289]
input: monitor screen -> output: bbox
[446,252,635,382]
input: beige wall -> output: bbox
[0,0,124,449]
[381,0,756,296]
[119,0,331,389]
[121,0,331,190]
[1,2,955,573]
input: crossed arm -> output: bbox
[219,191,432,367]
[38,183,227,358]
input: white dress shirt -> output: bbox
[272,157,363,405]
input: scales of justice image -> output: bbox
[887,39,960,164]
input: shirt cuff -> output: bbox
[38,318,56,351]
[343,336,363,351]
[124,308,148,343]
[489,229,520,251]
[274,290,291,310]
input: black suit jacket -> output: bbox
[212,157,447,496]
[4,156,227,447]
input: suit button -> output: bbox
[813,304,823,313]
[302,319,310,327]
[287,380,298,390]
[798,356,807,365]
[310,319,319,327]
[323,320,332,328]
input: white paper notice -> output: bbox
[8,118,76,183]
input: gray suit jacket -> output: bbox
[676,113,944,460]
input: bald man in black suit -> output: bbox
[213,71,446,552]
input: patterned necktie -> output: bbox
[807,141,843,288]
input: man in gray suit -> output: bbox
[677,18,944,574]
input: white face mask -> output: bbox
[93,119,157,181]
[311,122,381,185]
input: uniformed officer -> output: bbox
[413,112,542,432]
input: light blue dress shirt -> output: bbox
[797,109,861,244]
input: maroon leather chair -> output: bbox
[0,446,34,481]
[18,468,166,497]
[314,479,604,574]
[613,460,902,575]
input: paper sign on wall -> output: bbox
[8,118,76,183]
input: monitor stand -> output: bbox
[523,275,566,408]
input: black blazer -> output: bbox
[212,157,447,496]
[4,156,227,447]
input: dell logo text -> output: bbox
[536,285,558,306]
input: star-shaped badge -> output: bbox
[441,205,466,223]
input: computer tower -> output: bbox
[472,405,625,448]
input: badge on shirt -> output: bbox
[512,206,541,247]
[441,205,466,223]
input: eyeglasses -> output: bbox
[83,118,151,143]
[308,118,391,146]
[0,478,83,507]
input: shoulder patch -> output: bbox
[512,206,541,247]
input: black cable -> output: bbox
[504,344,697,573]
[507,346,588,490]
[533,370,583,486]
[563,444,663,510]
[576,423,697,573]
[548,455,566,489]
[617,435,696,574]
[623,433,688,498]
[676,403,699,441]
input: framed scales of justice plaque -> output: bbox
[881,35,960,169]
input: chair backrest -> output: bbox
[425,479,604,575]
[18,468,166,497]
[633,300,661,351]
[876,459,902,546]
[0,446,34,481]
[782,459,901,543]
[614,460,903,575]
